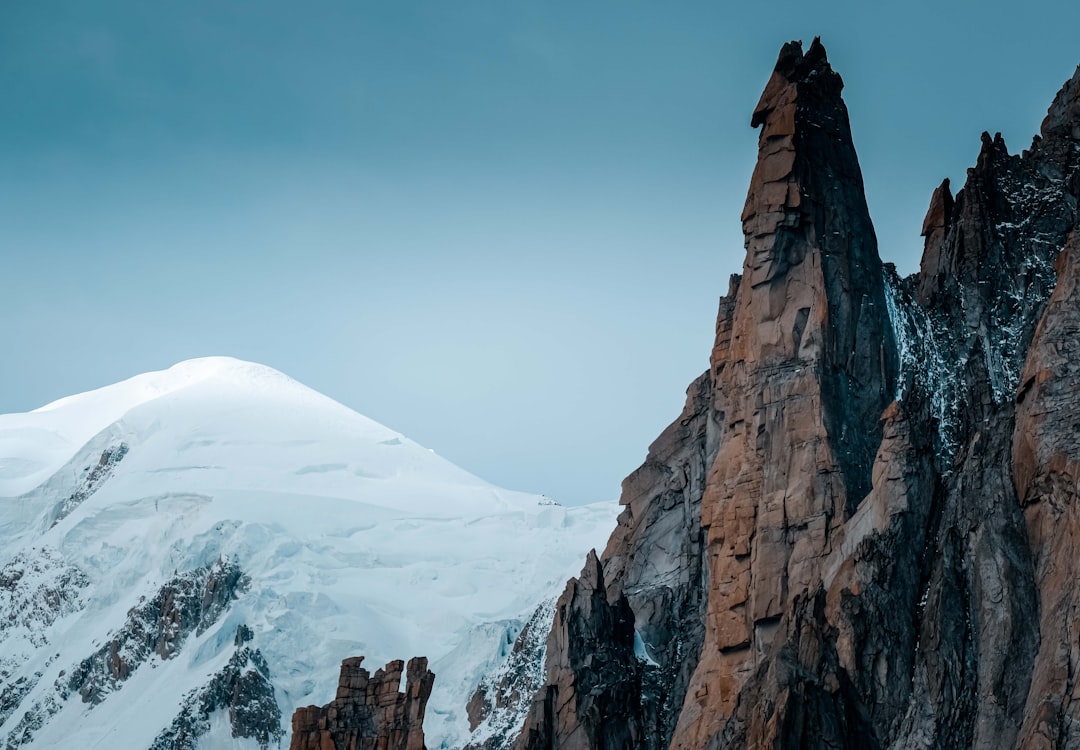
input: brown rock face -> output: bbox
[506,42,1080,750]
[1014,233,1080,749]
[290,656,434,750]
[678,37,897,747]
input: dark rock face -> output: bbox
[514,551,645,750]
[67,557,248,704]
[290,655,434,750]
[506,40,1080,750]
[150,625,283,750]
[49,442,128,526]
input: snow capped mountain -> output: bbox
[0,357,618,749]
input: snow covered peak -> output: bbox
[32,356,337,428]
[0,359,619,749]
[2,357,426,501]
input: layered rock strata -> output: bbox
[290,656,434,750]
[506,38,1080,750]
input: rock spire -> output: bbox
[503,40,1080,750]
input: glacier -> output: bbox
[0,357,619,749]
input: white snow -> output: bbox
[0,357,619,749]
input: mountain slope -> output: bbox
[0,357,619,749]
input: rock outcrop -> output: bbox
[514,551,644,750]
[2,558,249,749]
[66,557,248,705]
[49,442,128,527]
[289,656,434,750]
[150,625,283,750]
[0,549,88,728]
[504,38,1080,750]
[465,600,560,750]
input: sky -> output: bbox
[2,1,1079,505]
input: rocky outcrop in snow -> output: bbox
[1,558,250,748]
[0,549,87,727]
[49,442,128,527]
[464,600,557,750]
[66,557,248,705]
[150,624,283,750]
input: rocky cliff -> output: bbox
[290,656,434,750]
[503,38,1080,750]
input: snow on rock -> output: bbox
[0,357,619,749]
[65,558,248,707]
[149,625,282,750]
[463,599,556,750]
[882,267,963,463]
[0,548,89,728]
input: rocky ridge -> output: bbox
[49,443,128,527]
[498,38,1080,750]
[150,624,283,750]
[2,557,249,748]
[66,557,248,706]
[465,599,558,750]
[290,655,434,750]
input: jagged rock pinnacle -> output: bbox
[505,41,1080,750]
[514,38,901,750]
[290,656,434,750]
[737,36,895,503]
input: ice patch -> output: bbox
[882,269,962,463]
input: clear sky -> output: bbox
[2,1,1079,505]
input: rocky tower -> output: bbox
[506,39,1080,750]
[674,36,900,747]
[290,656,435,750]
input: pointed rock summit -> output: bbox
[502,39,1080,750]
[680,36,898,746]
[511,38,901,750]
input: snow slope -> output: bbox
[0,357,618,749]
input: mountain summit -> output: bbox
[502,40,1080,750]
[0,357,618,748]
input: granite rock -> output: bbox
[507,41,1080,750]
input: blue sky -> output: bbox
[3,1,1079,504]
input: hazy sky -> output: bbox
[3,1,1079,505]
